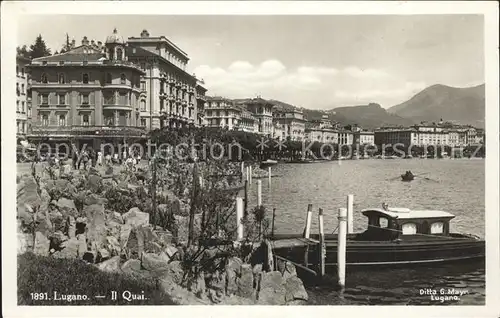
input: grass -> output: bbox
[18,252,176,305]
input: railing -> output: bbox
[30,125,147,136]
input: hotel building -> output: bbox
[272,109,306,141]
[27,30,147,150]
[204,96,241,130]
[236,97,274,136]
[126,29,205,130]
[17,55,31,138]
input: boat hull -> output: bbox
[271,234,485,269]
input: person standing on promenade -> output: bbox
[81,150,89,170]
[97,150,103,166]
[72,145,79,170]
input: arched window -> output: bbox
[402,223,417,235]
[58,73,65,84]
[430,222,444,234]
[120,73,126,85]
[41,73,48,83]
[82,73,89,84]
[116,48,123,61]
[82,114,90,126]
[106,73,112,84]
[58,114,66,126]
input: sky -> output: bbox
[18,15,484,110]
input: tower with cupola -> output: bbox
[105,28,126,61]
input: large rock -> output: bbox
[281,261,298,281]
[257,271,286,305]
[284,276,308,303]
[106,236,121,256]
[187,271,206,299]
[225,257,243,295]
[141,252,170,272]
[33,231,50,256]
[237,264,254,299]
[121,259,152,279]
[18,233,33,254]
[56,198,77,217]
[76,234,88,258]
[160,260,184,285]
[84,204,107,251]
[17,176,41,223]
[53,237,79,259]
[122,208,149,228]
[96,256,121,273]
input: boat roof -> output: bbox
[361,208,455,220]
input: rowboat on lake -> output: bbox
[260,159,278,169]
[271,206,484,269]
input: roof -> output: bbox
[33,52,105,63]
[106,28,125,44]
[361,208,455,220]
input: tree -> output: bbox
[16,45,30,58]
[29,34,51,59]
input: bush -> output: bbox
[18,253,176,305]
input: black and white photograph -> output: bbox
[2,1,499,318]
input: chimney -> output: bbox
[91,40,95,46]
[71,39,76,48]
[140,29,150,38]
[82,36,89,46]
[97,41,102,47]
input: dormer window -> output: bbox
[58,73,66,84]
[120,73,126,85]
[41,73,48,83]
[82,73,89,84]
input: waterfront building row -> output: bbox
[374,124,484,147]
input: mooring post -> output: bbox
[271,208,276,238]
[338,207,347,290]
[246,166,250,183]
[249,165,253,185]
[236,196,244,240]
[303,203,313,239]
[241,161,245,181]
[268,166,272,185]
[347,194,354,234]
[257,180,262,207]
[244,180,249,217]
[318,208,326,277]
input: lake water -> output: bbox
[247,158,485,305]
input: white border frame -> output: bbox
[2,2,499,318]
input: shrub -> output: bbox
[18,253,176,305]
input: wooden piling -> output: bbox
[268,166,272,184]
[249,165,253,185]
[257,180,262,207]
[246,166,250,183]
[338,207,347,289]
[271,208,276,238]
[244,180,249,217]
[318,208,326,277]
[236,196,244,240]
[303,204,313,239]
[241,161,245,181]
[347,194,354,234]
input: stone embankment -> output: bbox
[17,164,308,305]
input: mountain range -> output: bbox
[269,83,485,129]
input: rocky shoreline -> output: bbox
[17,162,308,305]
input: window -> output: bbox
[17,121,20,133]
[59,94,66,105]
[81,94,89,105]
[41,94,49,105]
[140,118,146,127]
[28,107,32,117]
[82,114,90,126]
[140,100,146,110]
[140,81,146,90]
[140,63,146,70]
[402,223,417,235]
[430,222,444,234]
[82,73,89,84]
[116,48,123,61]
[58,114,66,126]
[58,73,65,84]
[41,73,48,83]
[22,122,25,133]
[16,83,20,96]
[21,84,25,94]
[106,73,112,84]
[16,101,20,112]
[16,65,19,75]
[41,114,49,126]
[104,92,115,104]
[379,217,389,228]
[120,74,126,85]
[22,101,25,113]
[22,68,25,76]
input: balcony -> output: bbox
[181,84,187,90]
[175,82,182,88]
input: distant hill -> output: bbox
[269,100,413,130]
[388,84,485,128]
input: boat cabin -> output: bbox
[358,207,455,241]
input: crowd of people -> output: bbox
[68,147,143,171]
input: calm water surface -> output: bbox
[247,158,485,305]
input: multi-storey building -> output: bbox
[338,130,354,145]
[273,109,306,141]
[238,106,258,133]
[195,80,208,127]
[355,131,375,146]
[27,30,146,151]
[204,96,241,130]
[126,29,202,130]
[238,97,274,136]
[17,55,31,138]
